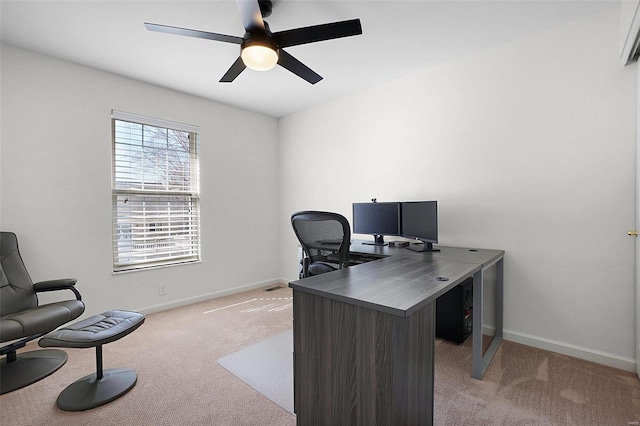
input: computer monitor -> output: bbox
[401,201,439,252]
[352,202,401,246]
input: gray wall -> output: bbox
[1,45,280,316]
[278,7,637,370]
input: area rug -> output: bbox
[217,329,294,414]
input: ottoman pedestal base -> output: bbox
[57,366,137,411]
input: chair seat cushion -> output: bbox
[39,310,145,349]
[0,300,85,342]
[308,261,338,276]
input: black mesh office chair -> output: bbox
[291,211,351,278]
[0,232,85,394]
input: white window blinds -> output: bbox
[111,110,200,272]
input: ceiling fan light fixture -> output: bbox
[241,38,279,71]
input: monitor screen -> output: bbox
[401,201,438,252]
[352,202,401,245]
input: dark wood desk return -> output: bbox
[289,241,504,426]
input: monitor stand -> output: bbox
[406,241,440,252]
[362,234,388,246]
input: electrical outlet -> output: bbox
[158,283,167,296]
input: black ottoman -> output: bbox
[39,310,145,411]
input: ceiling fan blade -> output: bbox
[220,57,247,83]
[235,0,265,33]
[273,19,362,48]
[144,22,244,44]
[277,50,322,85]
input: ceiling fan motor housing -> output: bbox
[242,34,278,53]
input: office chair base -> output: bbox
[0,349,67,395]
[57,367,137,411]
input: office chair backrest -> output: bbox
[0,232,38,316]
[291,211,351,277]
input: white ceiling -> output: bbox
[1,0,616,118]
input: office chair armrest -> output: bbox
[33,278,82,300]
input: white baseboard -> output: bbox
[503,328,636,373]
[138,282,637,374]
[138,278,286,315]
[483,325,496,336]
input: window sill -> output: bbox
[112,259,201,275]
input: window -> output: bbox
[112,110,200,272]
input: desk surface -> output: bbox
[289,241,504,317]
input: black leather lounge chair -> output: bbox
[0,231,85,394]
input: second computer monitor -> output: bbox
[352,202,401,246]
[401,201,439,252]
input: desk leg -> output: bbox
[472,269,484,380]
[471,258,504,380]
[496,258,504,341]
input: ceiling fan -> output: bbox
[144,0,362,84]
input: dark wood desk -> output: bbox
[289,241,504,426]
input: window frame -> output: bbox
[111,110,201,273]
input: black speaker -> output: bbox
[436,277,473,344]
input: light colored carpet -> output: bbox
[218,329,293,414]
[0,285,297,426]
[1,284,639,425]
[216,322,640,425]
